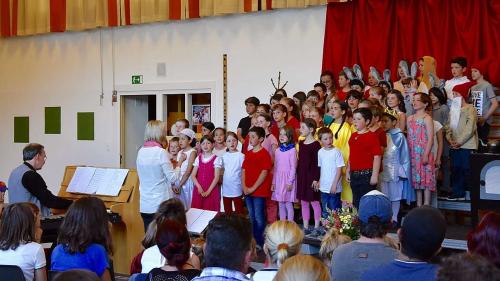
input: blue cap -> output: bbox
[358,190,392,223]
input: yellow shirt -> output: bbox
[329,122,353,202]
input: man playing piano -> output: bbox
[8,143,72,217]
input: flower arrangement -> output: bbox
[321,201,360,240]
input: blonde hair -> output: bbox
[144,120,166,143]
[319,228,352,262]
[264,221,304,267]
[274,255,330,281]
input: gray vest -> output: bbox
[8,163,51,217]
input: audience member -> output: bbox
[192,214,253,281]
[146,220,201,280]
[330,190,397,281]
[0,203,47,281]
[250,221,304,280]
[274,255,330,281]
[361,206,446,281]
[467,211,500,268]
[51,197,112,281]
[437,253,500,281]
[53,269,100,281]
[319,229,351,265]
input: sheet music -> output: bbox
[186,208,217,234]
[67,167,96,193]
[95,169,129,196]
[67,167,128,196]
[86,168,108,194]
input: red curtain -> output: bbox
[322,0,500,86]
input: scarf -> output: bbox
[143,140,163,148]
[279,143,295,152]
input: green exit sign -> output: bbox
[132,75,143,84]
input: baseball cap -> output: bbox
[358,190,392,224]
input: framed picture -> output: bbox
[192,104,211,125]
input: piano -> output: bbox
[56,166,144,274]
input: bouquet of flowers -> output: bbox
[321,201,360,240]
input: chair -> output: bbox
[0,264,26,281]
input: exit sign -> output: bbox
[132,75,143,84]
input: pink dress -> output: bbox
[191,155,221,211]
[271,147,297,203]
[407,117,435,191]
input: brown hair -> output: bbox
[281,97,301,121]
[415,92,432,111]
[0,203,37,250]
[279,126,295,146]
[57,197,112,254]
[272,104,289,120]
[317,127,333,140]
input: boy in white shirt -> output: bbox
[317,127,345,218]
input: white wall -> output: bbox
[0,6,326,194]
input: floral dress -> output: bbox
[407,116,435,191]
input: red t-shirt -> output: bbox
[374,127,387,148]
[348,131,382,171]
[338,89,349,101]
[242,147,273,197]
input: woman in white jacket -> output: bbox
[136,120,183,231]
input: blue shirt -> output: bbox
[51,243,109,277]
[360,260,437,281]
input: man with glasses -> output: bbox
[8,143,72,217]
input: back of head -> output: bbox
[154,198,187,226]
[467,211,500,268]
[0,203,35,250]
[144,120,165,143]
[437,253,500,281]
[400,206,446,261]
[319,229,352,261]
[57,197,112,254]
[358,190,392,238]
[274,255,330,281]
[204,214,252,271]
[156,219,191,269]
[264,221,304,266]
[53,269,100,281]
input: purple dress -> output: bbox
[297,141,321,202]
[272,147,297,203]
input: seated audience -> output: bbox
[437,253,500,281]
[250,221,304,280]
[53,269,100,281]
[274,255,330,281]
[146,220,201,280]
[330,190,397,281]
[51,197,112,281]
[467,211,500,268]
[133,198,200,274]
[0,203,46,281]
[361,206,447,281]
[319,229,351,265]
[192,214,253,281]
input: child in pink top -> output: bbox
[271,126,298,221]
[191,136,222,211]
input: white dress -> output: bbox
[176,148,196,209]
